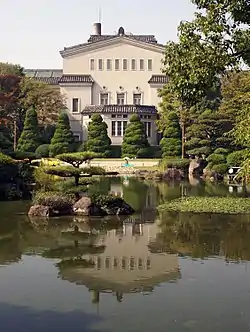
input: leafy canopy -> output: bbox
[17,108,40,152]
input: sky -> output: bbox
[1,0,195,69]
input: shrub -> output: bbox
[122,114,150,158]
[212,163,228,175]
[214,148,229,155]
[160,111,181,157]
[227,150,248,167]
[81,166,106,176]
[0,152,15,165]
[49,112,75,157]
[187,146,211,156]
[56,152,98,168]
[17,108,40,152]
[35,144,50,158]
[33,167,58,191]
[33,191,74,210]
[207,153,225,165]
[110,145,122,158]
[10,151,36,161]
[0,152,18,183]
[166,159,190,171]
[86,114,111,157]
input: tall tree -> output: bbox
[49,112,75,157]
[161,0,250,158]
[122,114,150,158]
[159,112,181,157]
[17,108,40,152]
[86,114,111,157]
[0,62,24,76]
[19,77,65,124]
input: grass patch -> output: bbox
[158,197,250,214]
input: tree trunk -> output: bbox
[181,123,185,159]
[75,175,80,186]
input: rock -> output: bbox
[73,196,135,216]
[189,158,207,176]
[28,204,73,217]
[73,197,92,216]
[28,205,51,217]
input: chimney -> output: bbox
[92,22,101,36]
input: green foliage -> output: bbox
[227,150,248,167]
[33,167,58,191]
[0,152,15,165]
[110,145,122,158]
[33,191,74,210]
[0,123,12,152]
[0,62,24,76]
[81,166,106,176]
[86,114,111,157]
[9,151,36,161]
[214,148,229,155]
[44,166,82,178]
[35,144,50,158]
[49,112,75,157]
[207,153,225,165]
[158,197,250,214]
[212,163,228,175]
[166,159,190,172]
[56,152,98,168]
[17,108,40,152]
[122,114,150,158]
[159,111,181,158]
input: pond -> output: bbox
[0,177,250,332]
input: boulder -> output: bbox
[28,205,51,217]
[28,204,73,217]
[73,196,135,216]
[189,159,207,176]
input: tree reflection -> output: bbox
[150,212,250,261]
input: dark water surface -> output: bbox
[0,178,250,332]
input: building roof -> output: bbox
[60,27,165,57]
[148,75,168,84]
[24,70,93,85]
[24,69,62,85]
[59,75,94,84]
[82,105,157,115]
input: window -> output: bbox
[115,59,120,70]
[111,121,127,136]
[133,93,141,105]
[72,98,79,113]
[107,59,112,70]
[117,93,125,105]
[98,59,103,70]
[123,59,128,70]
[90,59,95,70]
[112,121,116,136]
[100,93,108,105]
[131,59,136,70]
[140,59,144,70]
[105,257,110,269]
[148,59,152,71]
[73,134,81,142]
[144,122,152,137]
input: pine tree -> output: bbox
[49,112,74,157]
[122,114,150,158]
[86,114,111,157]
[160,111,181,157]
[17,108,40,152]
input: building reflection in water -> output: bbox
[58,222,181,304]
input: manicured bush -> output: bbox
[17,108,40,153]
[33,191,74,211]
[56,152,98,168]
[207,153,225,164]
[160,111,181,157]
[49,112,75,157]
[187,146,211,156]
[122,114,150,158]
[0,152,18,183]
[166,159,190,172]
[214,148,229,155]
[35,144,50,158]
[86,114,111,157]
[227,150,248,167]
[9,151,36,161]
[33,167,58,191]
[212,163,228,175]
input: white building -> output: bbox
[25,23,168,146]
